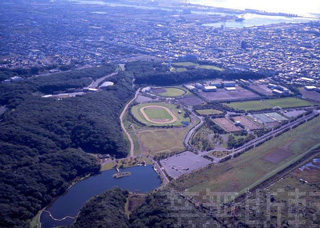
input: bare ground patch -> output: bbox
[263,149,292,163]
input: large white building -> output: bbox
[203,86,217,92]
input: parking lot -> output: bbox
[160,151,212,179]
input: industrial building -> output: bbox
[202,86,217,92]
[185,85,196,91]
[195,83,204,89]
[304,86,317,91]
[223,81,236,87]
[225,87,236,91]
[209,81,223,88]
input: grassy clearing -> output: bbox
[265,97,314,108]
[101,157,153,171]
[172,62,224,71]
[30,210,42,228]
[100,161,116,171]
[158,87,186,97]
[131,102,190,127]
[195,109,223,116]
[172,116,320,203]
[224,100,271,111]
[137,118,200,157]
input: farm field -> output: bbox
[151,87,187,97]
[195,109,223,116]
[172,62,224,71]
[172,116,320,203]
[265,97,314,108]
[199,86,260,102]
[233,116,261,130]
[131,102,190,126]
[224,100,271,111]
[213,118,242,132]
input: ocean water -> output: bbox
[190,0,320,17]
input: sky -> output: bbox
[189,0,320,17]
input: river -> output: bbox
[40,165,161,228]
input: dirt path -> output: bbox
[140,105,178,124]
[120,88,140,158]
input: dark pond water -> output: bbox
[40,165,161,228]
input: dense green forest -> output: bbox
[130,61,265,86]
[0,64,116,108]
[70,188,129,228]
[0,64,135,227]
[70,189,220,228]
[0,61,268,227]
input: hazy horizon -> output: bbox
[189,0,320,17]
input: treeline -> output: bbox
[0,65,135,227]
[70,189,219,228]
[70,188,129,228]
[0,64,116,107]
[227,133,255,149]
[132,62,265,86]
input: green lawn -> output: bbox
[131,102,190,127]
[172,116,320,202]
[172,62,224,71]
[224,100,271,111]
[196,109,223,115]
[225,97,314,111]
[158,87,186,97]
[144,107,173,120]
[265,97,314,108]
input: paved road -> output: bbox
[183,113,205,150]
[88,72,118,89]
[120,88,140,158]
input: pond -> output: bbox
[40,165,161,227]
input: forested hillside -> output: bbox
[128,61,265,86]
[70,189,220,228]
[0,65,135,227]
[70,188,129,228]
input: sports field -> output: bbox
[195,109,223,116]
[151,87,186,97]
[213,118,242,132]
[224,100,271,111]
[131,102,190,126]
[225,97,313,111]
[172,116,320,203]
[265,97,313,108]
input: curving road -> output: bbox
[120,88,140,158]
